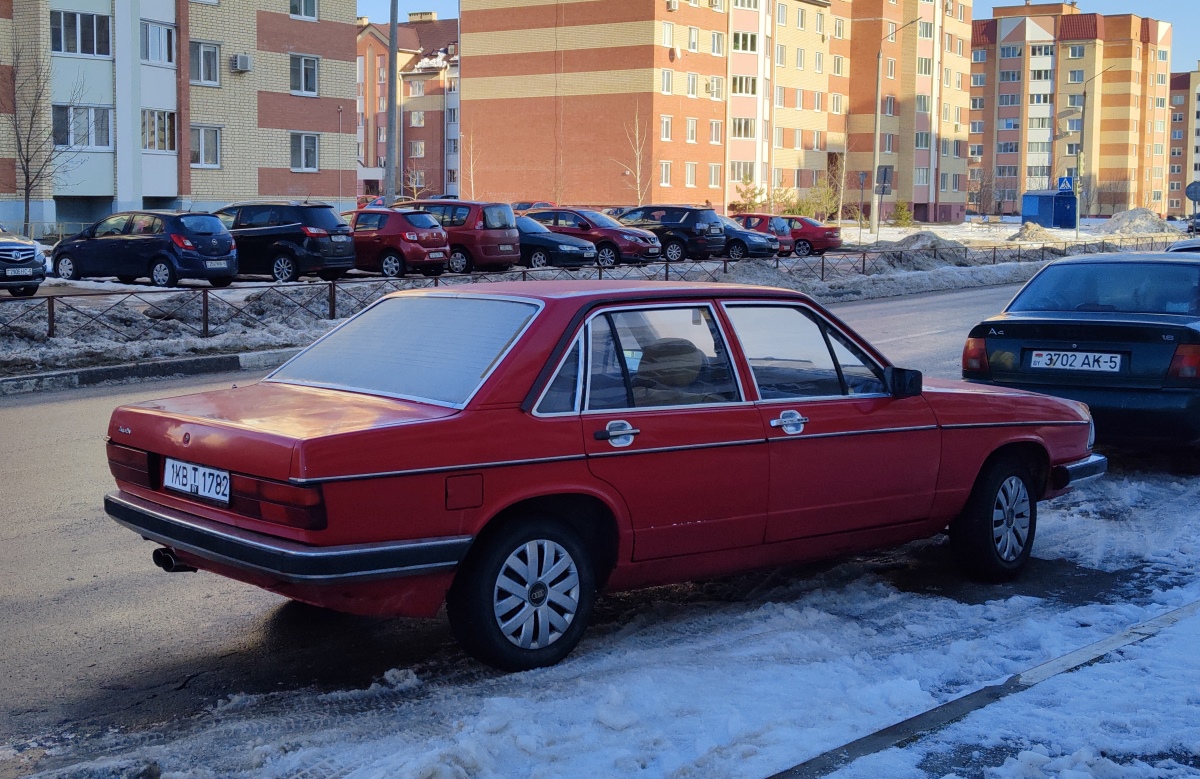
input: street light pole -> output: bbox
[383,0,400,202]
[869,18,918,236]
[1075,65,1113,240]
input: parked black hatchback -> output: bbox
[52,211,237,287]
[617,205,725,262]
[214,202,354,282]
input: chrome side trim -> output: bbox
[768,424,939,441]
[290,453,588,484]
[941,420,1090,430]
[588,437,764,457]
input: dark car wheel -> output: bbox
[117,275,138,284]
[596,244,619,267]
[150,259,178,288]
[318,269,346,282]
[209,277,234,288]
[447,516,596,671]
[794,240,813,257]
[950,456,1037,582]
[448,248,472,274]
[8,285,38,298]
[529,250,550,268]
[727,241,747,261]
[55,255,80,281]
[421,267,445,278]
[380,252,406,278]
[272,254,300,283]
[663,240,686,263]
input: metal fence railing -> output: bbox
[0,234,1181,345]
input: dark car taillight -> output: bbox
[301,226,329,239]
[1166,344,1200,385]
[962,337,990,374]
[107,442,152,487]
[170,233,195,250]
[230,474,326,530]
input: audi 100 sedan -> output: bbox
[104,282,1104,670]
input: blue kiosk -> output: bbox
[1021,181,1077,229]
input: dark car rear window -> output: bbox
[300,206,348,230]
[686,209,721,225]
[178,215,226,234]
[402,212,440,229]
[483,204,516,230]
[1009,262,1200,316]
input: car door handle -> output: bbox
[372,237,382,242]
[770,410,809,435]
[594,420,640,447]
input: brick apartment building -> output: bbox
[0,0,356,233]
[969,3,1172,217]
[1168,67,1199,218]
[356,13,459,199]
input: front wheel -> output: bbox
[8,285,38,298]
[379,252,406,278]
[209,277,234,288]
[55,255,80,281]
[596,244,620,268]
[727,241,747,261]
[794,240,813,257]
[150,259,178,287]
[950,456,1037,582]
[116,275,138,284]
[447,517,596,671]
[663,240,686,263]
[272,254,300,283]
[529,250,550,269]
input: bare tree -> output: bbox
[461,130,480,200]
[1096,174,1129,216]
[2,36,85,235]
[612,101,650,206]
[403,158,431,200]
[968,168,999,217]
[1076,174,1096,218]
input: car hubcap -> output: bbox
[992,476,1031,562]
[274,257,293,280]
[598,248,617,267]
[493,539,580,650]
[59,259,73,278]
[153,265,169,285]
[730,245,744,260]
[449,253,468,273]
[532,252,548,268]
[382,256,401,276]
[666,244,682,262]
[796,242,811,257]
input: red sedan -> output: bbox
[733,213,796,257]
[104,282,1104,670]
[785,216,843,256]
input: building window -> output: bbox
[796,7,805,29]
[815,52,824,73]
[1030,69,1051,81]
[1068,45,1084,58]
[885,96,895,115]
[661,115,673,141]
[796,48,805,70]
[887,58,896,79]
[189,42,219,85]
[290,55,319,96]
[831,94,842,114]
[710,120,722,144]
[689,26,699,52]
[834,18,844,39]
[1068,70,1084,83]
[775,85,785,106]
[660,161,672,186]
[969,144,983,157]
[999,70,1020,82]
[1029,44,1053,56]
[290,132,319,171]
[833,55,843,76]
[190,126,220,168]
[410,140,425,157]
[376,126,386,142]
[731,76,756,96]
[663,21,674,48]
[733,32,757,53]
[447,108,458,123]
[796,88,804,109]
[773,127,783,148]
[377,95,386,111]
[410,80,424,97]
[290,0,318,20]
[730,160,754,183]
[971,73,985,87]
[447,169,458,184]
[815,12,824,34]
[999,94,1019,106]
[970,96,984,109]
[914,167,930,186]
[708,76,724,100]
[141,109,176,151]
[708,163,722,188]
[1029,93,1051,105]
[731,117,755,139]
[917,94,930,113]
[1067,94,1084,107]
[712,32,725,56]
[813,92,822,112]
[1000,45,1021,58]
[687,72,698,97]
[776,44,786,67]
[662,69,674,94]
[917,58,932,76]
[51,105,111,148]
[972,49,985,62]
[686,162,697,188]
[447,138,459,153]
[448,78,458,93]
[140,22,175,65]
[50,11,111,57]
[996,143,1018,154]
[686,117,697,143]
[914,132,931,150]
[410,111,424,127]
[1028,142,1051,153]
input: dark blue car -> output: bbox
[717,216,779,260]
[53,211,237,287]
[964,253,1200,445]
[515,216,597,268]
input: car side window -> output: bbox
[529,212,554,226]
[446,206,470,227]
[273,207,300,226]
[586,307,740,410]
[215,210,236,230]
[827,330,887,395]
[725,306,846,399]
[129,214,159,235]
[354,212,383,231]
[238,206,272,228]
[95,214,129,236]
[536,337,582,414]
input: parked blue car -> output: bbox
[717,215,779,260]
[52,211,238,287]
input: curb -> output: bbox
[0,348,301,397]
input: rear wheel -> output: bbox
[421,267,445,278]
[209,277,234,288]
[950,456,1037,582]
[272,254,299,283]
[727,241,747,261]
[150,259,177,287]
[663,240,686,263]
[794,240,813,257]
[55,255,80,281]
[116,275,138,284]
[529,250,550,268]
[7,285,38,298]
[595,244,620,267]
[379,252,406,278]
[448,248,472,274]
[447,516,596,671]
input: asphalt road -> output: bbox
[0,283,1022,752]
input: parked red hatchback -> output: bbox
[346,208,448,277]
[400,200,519,273]
[733,213,796,257]
[785,216,843,256]
[526,207,662,266]
[105,281,1104,671]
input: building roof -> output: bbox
[972,19,996,47]
[367,22,421,52]
[1058,13,1101,42]
[1171,72,1190,91]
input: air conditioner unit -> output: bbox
[667,0,679,10]
[231,53,253,72]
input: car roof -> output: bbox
[1048,251,1200,266]
[223,201,334,208]
[1166,239,1200,253]
[383,280,811,304]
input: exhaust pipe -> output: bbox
[152,547,197,573]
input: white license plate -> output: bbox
[204,260,227,269]
[428,251,445,259]
[647,248,660,255]
[1030,351,1121,372]
[331,235,350,242]
[6,267,34,276]
[164,458,230,504]
[583,252,596,258]
[500,244,514,251]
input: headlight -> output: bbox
[749,236,767,244]
[559,244,580,251]
[621,231,645,243]
[1087,416,1095,449]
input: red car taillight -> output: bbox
[962,337,990,374]
[301,226,329,239]
[230,474,326,530]
[405,232,419,241]
[1167,344,1200,383]
[107,442,152,487]
[229,238,236,250]
[170,233,195,250]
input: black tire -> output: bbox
[379,251,406,278]
[663,239,686,263]
[8,285,38,298]
[149,259,178,287]
[529,250,550,269]
[727,241,747,261]
[317,269,346,282]
[950,455,1038,582]
[595,243,620,268]
[272,254,300,283]
[209,277,234,288]
[55,255,80,281]
[421,267,445,278]
[447,516,596,671]
[448,247,473,274]
[116,275,138,284]
[794,240,813,257]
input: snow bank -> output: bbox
[1007,222,1058,243]
[1091,208,1175,236]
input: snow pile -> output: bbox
[1091,208,1175,236]
[870,232,975,271]
[1007,222,1057,243]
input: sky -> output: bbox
[356,0,1200,73]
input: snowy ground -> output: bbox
[9,460,1200,779]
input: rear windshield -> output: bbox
[482,204,516,230]
[687,209,722,226]
[301,206,348,230]
[402,212,440,229]
[268,296,540,406]
[1008,262,1200,316]
[178,215,226,235]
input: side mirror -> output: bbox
[577,222,590,231]
[884,366,923,399]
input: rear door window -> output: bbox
[354,212,384,231]
[129,214,162,235]
[237,206,273,228]
[445,206,471,227]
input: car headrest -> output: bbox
[635,338,704,388]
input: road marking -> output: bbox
[871,328,946,345]
[768,597,1200,779]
